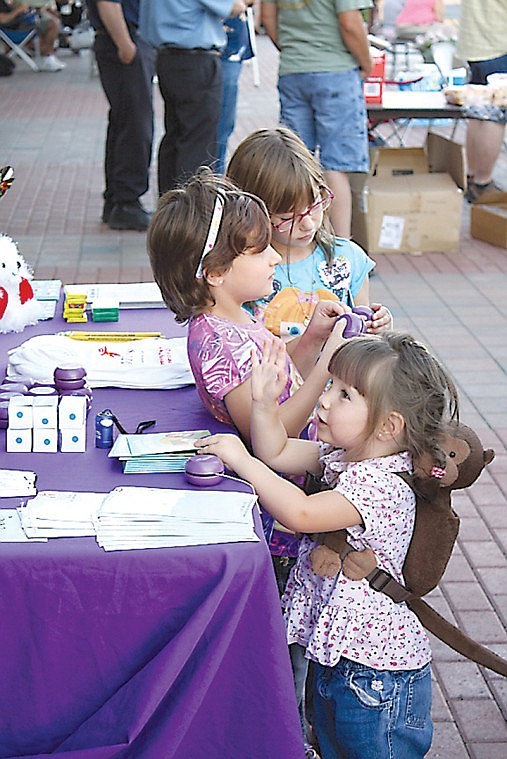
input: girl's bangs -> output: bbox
[223,195,271,255]
[329,338,392,396]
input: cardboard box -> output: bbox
[364,51,385,104]
[351,133,465,254]
[471,192,507,249]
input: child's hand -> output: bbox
[251,339,287,406]
[310,544,343,577]
[305,300,349,342]
[367,303,393,334]
[194,433,250,473]
[319,315,347,363]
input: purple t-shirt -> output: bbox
[187,312,303,557]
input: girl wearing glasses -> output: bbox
[227,127,392,356]
[147,169,348,446]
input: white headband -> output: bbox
[195,191,225,279]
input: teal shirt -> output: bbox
[264,0,372,76]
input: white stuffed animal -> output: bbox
[0,234,40,333]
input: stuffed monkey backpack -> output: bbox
[308,421,507,677]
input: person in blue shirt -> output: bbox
[139,0,247,195]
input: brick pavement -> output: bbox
[0,36,506,758]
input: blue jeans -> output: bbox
[312,658,433,759]
[278,69,369,173]
[216,58,242,174]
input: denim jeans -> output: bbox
[216,58,242,174]
[312,658,433,759]
[278,69,369,173]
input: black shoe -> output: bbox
[102,200,113,223]
[108,201,152,231]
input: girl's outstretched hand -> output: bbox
[367,303,393,334]
[194,433,250,473]
[251,338,287,406]
[305,299,350,341]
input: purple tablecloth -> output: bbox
[0,302,305,758]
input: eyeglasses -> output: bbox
[271,186,334,233]
[195,190,226,279]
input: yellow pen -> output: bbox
[59,331,162,341]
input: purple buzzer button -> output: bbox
[185,455,225,487]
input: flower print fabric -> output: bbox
[283,448,432,671]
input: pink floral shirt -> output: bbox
[283,448,432,670]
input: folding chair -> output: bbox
[0,24,40,72]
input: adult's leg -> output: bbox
[466,119,505,185]
[38,10,59,56]
[323,170,352,239]
[313,69,369,239]
[278,73,318,154]
[216,58,242,174]
[96,34,155,205]
[466,54,507,193]
[156,50,222,194]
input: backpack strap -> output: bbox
[304,472,507,677]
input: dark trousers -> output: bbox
[156,48,222,194]
[94,32,156,205]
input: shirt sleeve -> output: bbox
[194,319,257,402]
[345,239,376,298]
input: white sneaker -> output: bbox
[38,55,66,72]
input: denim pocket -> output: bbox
[348,666,396,710]
[405,663,432,728]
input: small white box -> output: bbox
[8,397,33,429]
[32,397,59,429]
[60,425,87,452]
[33,427,58,453]
[6,427,32,452]
[58,396,87,428]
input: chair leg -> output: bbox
[0,29,40,71]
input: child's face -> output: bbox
[269,186,332,253]
[316,376,370,457]
[220,243,282,303]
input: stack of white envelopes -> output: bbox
[19,491,106,539]
[94,486,259,551]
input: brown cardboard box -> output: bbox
[351,133,465,254]
[471,193,507,249]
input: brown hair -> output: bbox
[328,332,459,468]
[147,169,271,323]
[226,127,335,265]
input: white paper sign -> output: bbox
[378,215,405,250]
